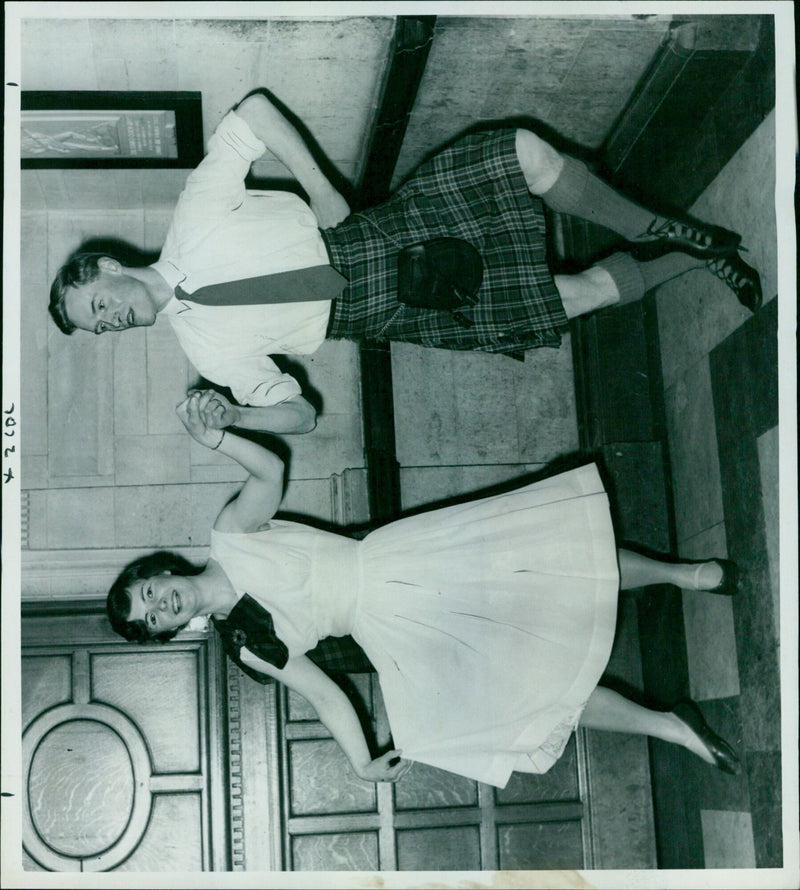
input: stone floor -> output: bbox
[654,110,782,868]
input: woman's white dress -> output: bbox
[209,463,619,788]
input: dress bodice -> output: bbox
[209,521,360,657]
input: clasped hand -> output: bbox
[176,390,240,447]
[355,750,413,784]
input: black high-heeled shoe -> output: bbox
[706,252,763,312]
[691,558,739,596]
[630,215,742,261]
[672,701,741,775]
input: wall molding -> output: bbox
[226,664,246,871]
[21,546,209,601]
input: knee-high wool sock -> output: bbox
[596,252,704,305]
[541,155,662,241]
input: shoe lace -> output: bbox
[643,217,711,247]
[706,255,749,292]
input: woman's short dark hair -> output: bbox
[107,551,203,644]
[49,252,113,334]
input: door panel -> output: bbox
[291,832,380,871]
[91,650,201,774]
[278,675,590,871]
[21,655,72,729]
[21,611,228,872]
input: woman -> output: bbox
[108,390,740,786]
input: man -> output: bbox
[50,90,761,434]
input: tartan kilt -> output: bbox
[323,128,567,356]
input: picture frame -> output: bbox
[20,91,204,169]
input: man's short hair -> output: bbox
[49,252,114,334]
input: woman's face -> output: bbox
[126,571,199,637]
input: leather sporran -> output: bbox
[397,238,484,326]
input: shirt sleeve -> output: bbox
[178,110,268,217]
[203,353,303,408]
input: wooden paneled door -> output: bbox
[277,674,595,871]
[21,612,654,872]
[21,609,229,872]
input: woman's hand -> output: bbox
[187,388,241,429]
[354,750,413,784]
[176,392,228,449]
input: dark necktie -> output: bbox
[174,264,347,305]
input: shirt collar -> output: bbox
[151,260,190,315]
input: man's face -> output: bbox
[64,262,158,335]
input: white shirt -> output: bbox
[152,110,333,407]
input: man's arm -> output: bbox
[234,93,350,229]
[191,389,316,435]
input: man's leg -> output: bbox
[515,129,738,256]
[554,251,702,318]
[515,128,762,312]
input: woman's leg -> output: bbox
[618,548,724,591]
[579,686,721,765]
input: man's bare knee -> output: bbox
[515,129,564,194]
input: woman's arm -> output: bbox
[176,391,284,532]
[241,651,412,783]
[234,92,350,229]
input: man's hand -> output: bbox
[176,392,227,449]
[235,93,350,230]
[187,388,242,429]
[354,750,413,784]
[310,188,350,229]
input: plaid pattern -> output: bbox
[213,595,374,687]
[323,128,567,357]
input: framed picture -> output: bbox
[20,91,204,169]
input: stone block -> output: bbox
[515,341,579,463]
[681,522,741,701]
[145,323,191,435]
[21,455,48,491]
[292,339,362,416]
[113,170,145,210]
[700,810,756,868]
[188,482,244,546]
[114,434,189,486]
[756,425,780,640]
[287,413,364,480]
[20,213,50,456]
[88,18,176,56]
[280,478,336,523]
[664,357,725,542]
[267,17,394,61]
[391,343,458,466]
[112,327,149,437]
[62,170,121,210]
[47,332,114,478]
[47,210,145,279]
[21,173,45,211]
[399,463,545,512]
[25,489,48,550]
[46,487,116,549]
[93,57,129,91]
[114,484,193,549]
